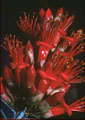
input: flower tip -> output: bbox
[57,7,63,15]
[46,8,52,18]
[39,8,45,18]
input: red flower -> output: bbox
[1,7,85,118]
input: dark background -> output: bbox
[1,0,85,119]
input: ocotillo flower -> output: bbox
[0,79,11,102]
[44,97,85,118]
[1,7,85,119]
[24,41,34,65]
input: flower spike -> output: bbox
[1,7,85,119]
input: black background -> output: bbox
[1,0,85,119]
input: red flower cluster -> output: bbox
[1,7,85,118]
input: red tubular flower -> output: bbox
[54,7,63,23]
[44,97,85,118]
[25,41,34,65]
[20,65,37,96]
[37,70,56,98]
[51,28,67,47]
[37,78,51,100]
[39,8,45,18]
[25,65,36,88]
[3,65,14,87]
[0,80,11,102]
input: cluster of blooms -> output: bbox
[0,7,85,118]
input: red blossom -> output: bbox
[1,7,85,118]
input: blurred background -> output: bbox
[1,0,85,119]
